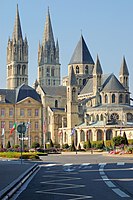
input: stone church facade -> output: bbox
[0,5,133,148]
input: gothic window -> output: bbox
[76,66,79,74]
[85,65,89,74]
[96,114,99,121]
[17,64,21,75]
[72,87,76,101]
[55,100,58,108]
[97,129,103,141]
[64,132,67,143]
[34,136,39,142]
[9,121,13,129]
[127,113,133,122]
[1,121,5,129]
[105,94,108,103]
[100,114,103,121]
[46,67,50,76]
[51,68,55,76]
[125,94,129,103]
[80,130,85,142]
[22,65,26,75]
[53,80,55,85]
[126,77,128,86]
[106,129,113,140]
[48,79,50,85]
[99,95,102,104]
[112,94,115,103]
[119,94,123,103]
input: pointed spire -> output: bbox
[93,55,103,75]
[56,39,59,50]
[69,66,77,86]
[119,56,129,75]
[42,7,55,47]
[12,4,23,41]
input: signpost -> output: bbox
[17,123,26,164]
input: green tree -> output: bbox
[112,136,125,147]
[123,132,128,145]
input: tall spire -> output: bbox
[42,7,55,47]
[69,66,77,86]
[93,55,103,75]
[12,4,23,41]
[119,56,129,76]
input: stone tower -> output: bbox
[93,55,103,95]
[7,5,28,89]
[119,56,129,91]
[67,66,79,137]
[38,8,60,87]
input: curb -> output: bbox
[0,163,39,200]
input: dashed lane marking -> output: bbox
[112,188,130,198]
[117,162,125,165]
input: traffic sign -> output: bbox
[17,123,26,134]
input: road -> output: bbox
[12,153,133,200]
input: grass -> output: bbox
[0,152,47,159]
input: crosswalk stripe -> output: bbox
[117,162,125,165]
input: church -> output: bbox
[0,5,133,148]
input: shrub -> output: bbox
[128,139,133,145]
[91,141,104,149]
[62,143,69,149]
[112,136,126,146]
[70,140,76,151]
[31,142,40,149]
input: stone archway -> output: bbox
[97,129,103,141]
[86,130,93,141]
[106,129,113,140]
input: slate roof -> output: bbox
[101,74,126,92]
[42,86,66,97]
[0,89,16,103]
[69,35,94,65]
[80,73,126,96]
[16,84,41,103]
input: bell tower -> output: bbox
[7,5,28,89]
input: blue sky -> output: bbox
[0,0,133,95]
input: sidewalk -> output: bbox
[0,160,38,199]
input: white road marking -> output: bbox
[104,181,116,188]
[64,163,73,166]
[44,164,56,167]
[36,191,93,199]
[81,163,90,166]
[112,188,130,197]
[99,163,106,166]
[117,162,125,165]
[101,175,109,181]
[99,171,105,175]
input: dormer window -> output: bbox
[76,66,79,74]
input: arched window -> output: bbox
[51,68,54,76]
[126,77,128,86]
[46,67,50,76]
[105,94,108,103]
[72,87,76,101]
[80,130,85,142]
[97,129,103,141]
[119,94,123,103]
[96,114,99,121]
[127,113,133,122]
[85,65,89,74]
[17,64,21,75]
[100,114,103,121]
[112,94,115,103]
[99,95,102,104]
[125,94,129,104]
[76,66,79,74]
[55,100,58,108]
[22,65,26,75]
[106,129,113,140]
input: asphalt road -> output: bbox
[12,153,133,200]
